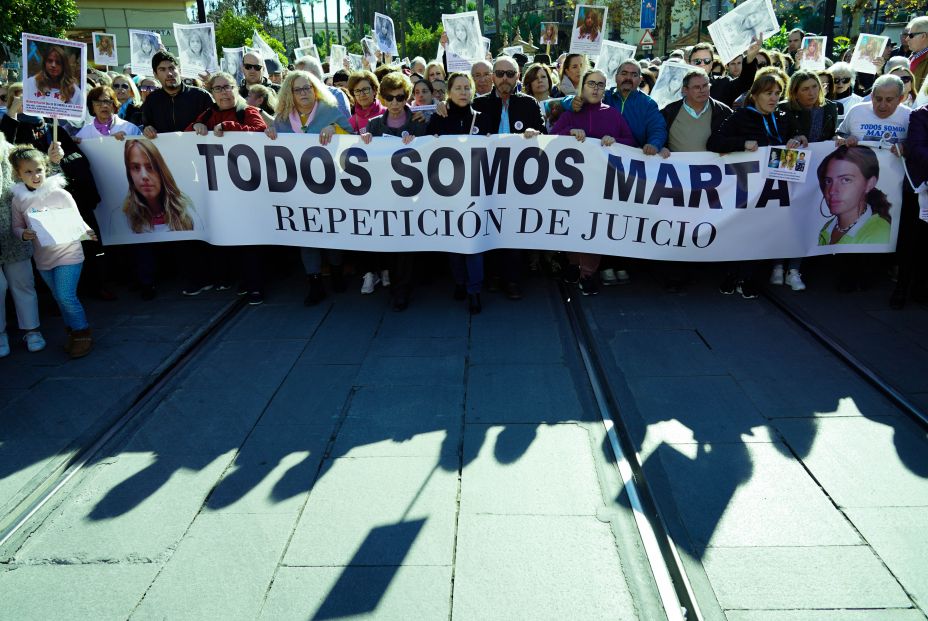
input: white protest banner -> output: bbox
[766,147,811,183]
[21,33,86,121]
[80,135,903,258]
[570,5,608,56]
[649,60,689,110]
[798,36,826,71]
[708,0,779,64]
[174,22,219,77]
[92,32,117,67]
[596,41,638,87]
[129,29,162,76]
[850,34,888,75]
[443,12,483,63]
[373,13,399,55]
[27,207,90,247]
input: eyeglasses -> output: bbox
[113,83,131,91]
[494,70,517,78]
[140,85,157,92]
[585,81,606,90]
[211,84,234,93]
[353,86,373,96]
[834,77,851,85]
[243,63,263,71]
[902,32,927,39]
[691,58,713,66]
[382,93,407,102]
[293,86,313,95]
[92,99,115,106]
[895,74,913,84]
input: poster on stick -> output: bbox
[21,33,86,120]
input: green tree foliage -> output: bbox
[213,9,287,65]
[1,0,78,63]
[403,21,442,61]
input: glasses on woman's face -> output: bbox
[211,84,234,93]
[894,74,913,84]
[382,93,407,102]
[113,83,131,91]
[140,85,157,92]
[585,80,606,91]
[353,86,373,96]
[93,99,115,106]
[293,86,313,95]
[834,77,851,85]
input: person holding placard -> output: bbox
[265,70,352,306]
[10,145,96,358]
[23,45,82,107]
[688,39,761,107]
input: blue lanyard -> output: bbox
[747,106,782,144]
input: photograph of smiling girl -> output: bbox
[174,23,218,78]
[92,32,118,66]
[21,33,86,120]
[570,5,608,55]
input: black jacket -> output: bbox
[471,88,546,135]
[777,100,839,142]
[238,77,281,99]
[710,58,757,108]
[661,98,733,138]
[140,83,213,132]
[425,101,494,136]
[366,106,428,137]
[707,106,801,153]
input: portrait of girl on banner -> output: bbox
[120,140,200,234]
[817,145,892,246]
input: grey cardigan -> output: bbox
[0,137,34,266]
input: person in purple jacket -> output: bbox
[551,69,636,296]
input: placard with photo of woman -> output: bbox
[21,33,86,120]
[174,22,219,78]
[570,5,608,56]
[374,13,399,55]
[799,36,826,71]
[92,32,117,67]
[129,29,163,76]
[849,34,888,75]
[540,23,559,46]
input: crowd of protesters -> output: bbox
[2,15,928,359]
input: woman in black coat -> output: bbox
[707,70,808,299]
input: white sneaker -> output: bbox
[616,269,631,284]
[361,272,380,294]
[769,264,785,285]
[0,333,9,357]
[23,331,46,353]
[785,269,806,291]
[381,270,391,287]
[599,268,618,286]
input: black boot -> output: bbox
[304,274,327,306]
[468,293,482,315]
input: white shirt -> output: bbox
[837,101,911,144]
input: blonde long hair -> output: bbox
[34,45,79,103]
[122,140,194,233]
[274,70,336,123]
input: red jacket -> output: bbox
[185,103,267,133]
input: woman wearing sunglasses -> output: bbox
[360,72,427,311]
[137,78,160,104]
[111,75,143,127]
[889,66,917,108]
[827,62,862,113]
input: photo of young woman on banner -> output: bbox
[92,32,117,67]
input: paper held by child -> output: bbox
[27,207,91,247]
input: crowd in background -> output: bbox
[1,15,928,360]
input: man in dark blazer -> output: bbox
[660,67,733,154]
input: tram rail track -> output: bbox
[0,296,248,556]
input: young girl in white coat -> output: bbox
[10,145,97,358]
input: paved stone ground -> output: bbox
[576,260,928,621]
[0,274,658,620]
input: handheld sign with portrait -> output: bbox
[21,33,86,120]
[707,0,779,64]
[221,47,245,84]
[443,12,483,64]
[174,22,218,77]
[348,53,363,71]
[570,5,608,56]
[299,37,314,48]
[799,36,826,71]
[92,32,117,67]
[649,59,689,109]
[293,45,318,61]
[766,147,811,183]
[361,37,378,66]
[850,34,888,75]
[374,13,399,55]
[503,45,524,57]
[540,23,559,46]
[129,29,162,76]
[330,44,347,72]
[596,41,638,87]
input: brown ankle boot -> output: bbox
[69,328,93,359]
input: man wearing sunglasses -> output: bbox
[687,36,762,107]
[237,51,280,98]
[905,16,928,92]
[471,56,546,300]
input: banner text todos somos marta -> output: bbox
[80,134,905,261]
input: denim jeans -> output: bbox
[39,262,89,330]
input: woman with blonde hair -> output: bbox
[23,45,81,106]
[121,139,196,233]
[112,74,143,127]
[265,70,352,306]
[888,66,917,107]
